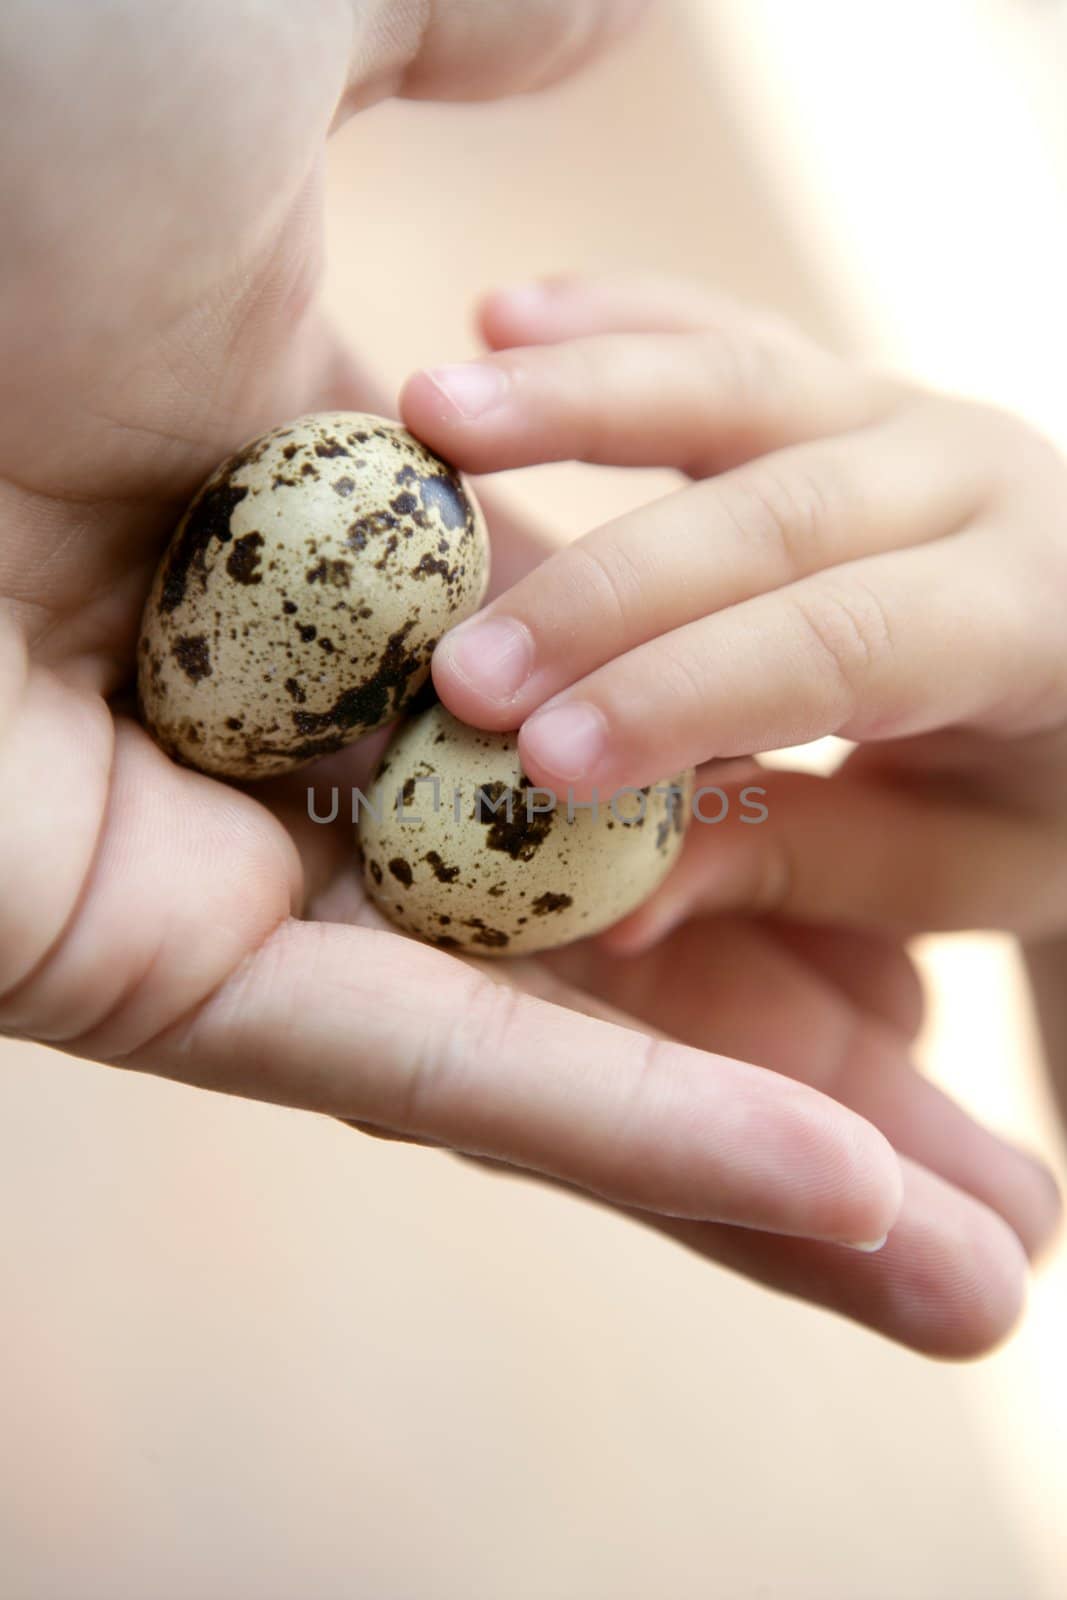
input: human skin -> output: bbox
[402,269,1067,1148]
[0,1,1057,1356]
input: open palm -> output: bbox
[0,0,1055,1356]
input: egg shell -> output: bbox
[137,412,489,779]
[358,704,693,957]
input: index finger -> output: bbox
[400,321,887,479]
[132,916,902,1248]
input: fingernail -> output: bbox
[490,280,557,317]
[843,1235,888,1253]
[443,617,533,701]
[426,363,508,421]
[522,702,607,782]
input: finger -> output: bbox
[610,770,1067,942]
[387,1,653,105]
[474,481,560,595]
[477,270,822,348]
[401,324,887,477]
[552,916,1062,1260]
[127,917,903,1248]
[448,1148,1028,1357]
[749,923,926,1041]
[515,521,1042,796]
[648,1158,1029,1360]
[1,705,900,1248]
[431,409,990,734]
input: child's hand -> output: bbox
[401,274,1067,946]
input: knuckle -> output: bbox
[557,338,618,461]
[392,966,521,1139]
[602,1029,682,1172]
[563,537,646,645]
[718,454,842,577]
[648,631,713,712]
[789,577,894,726]
[696,324,775,416]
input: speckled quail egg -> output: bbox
[358,703,693,957]
[137,412,489,779]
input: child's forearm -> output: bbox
[1025,938,1067,1134]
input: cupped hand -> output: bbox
[0,7,1053,1357]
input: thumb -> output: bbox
[393,0,649,103]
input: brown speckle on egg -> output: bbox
[358,704,692,958]
[172,634,212,682]
[226,532,264,586]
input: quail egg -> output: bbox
[359,703,693,956]
[137,412,489,779]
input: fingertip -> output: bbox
[836,1187,1028,1359]
[477,279,574,347]
[429,640,526,733]
[829,1112,905,1250]
[402,361,508,431]
[478,284,544,348]
[1013,1149,1063,1262]
[403,358,530,476]
[920,1207,1030,1361]
[432,611,537,731]
[865,1164,1031,1360]
[397,368,450,445]
[430,644,495,729]
[517,701,610,798]
[873,1141,908,1241]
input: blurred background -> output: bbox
[2,1,1066,1595]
